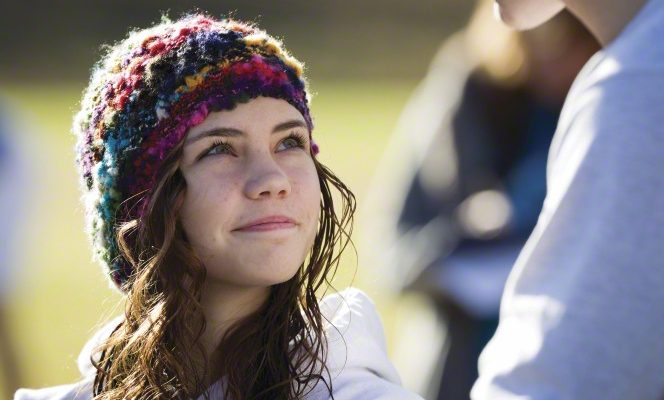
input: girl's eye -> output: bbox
[200,140,233,159]
[276,133,306,152]
[197,132,306,161]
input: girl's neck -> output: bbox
[564,0,649,46]
[198,280,270,364]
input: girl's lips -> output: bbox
[235,222,297,232]
[233,215,297,232]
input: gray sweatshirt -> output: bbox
[472,0,664,398]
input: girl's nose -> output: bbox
[243,154,292,200]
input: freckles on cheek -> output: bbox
[181,172,215,225]
[184,186,233,254]
[300,176,322,223]
[194,185,231,223]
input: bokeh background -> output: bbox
[0,0,476,397]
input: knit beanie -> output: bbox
[73,14,317,293]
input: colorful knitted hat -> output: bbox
[73,14,317,293]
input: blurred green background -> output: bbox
[0,0,474,396]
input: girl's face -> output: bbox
[178,97,321,288]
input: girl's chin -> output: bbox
[204,264,301,287]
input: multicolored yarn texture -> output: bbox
[72,14,317,293]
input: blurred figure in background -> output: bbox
[0,97,30,399]
[473,0,664,397]
[362,1,598,398]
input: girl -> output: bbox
[15,14,422,400]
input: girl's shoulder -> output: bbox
[307,287,424,399]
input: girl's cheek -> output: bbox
[292,172,319,202]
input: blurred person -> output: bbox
[470,0,664,398]
[0,98,32,399]
[15,14,423,400]
[362,1,598,398]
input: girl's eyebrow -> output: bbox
[184,119,307,147]
[272,119,307,133]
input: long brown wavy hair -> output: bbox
[90,132,356,399]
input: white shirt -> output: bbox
[15,288,423,400]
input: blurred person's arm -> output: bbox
[361,35,478,291]
[0,99,36,398]
[471,70,664,399]
[0,122,24,400]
